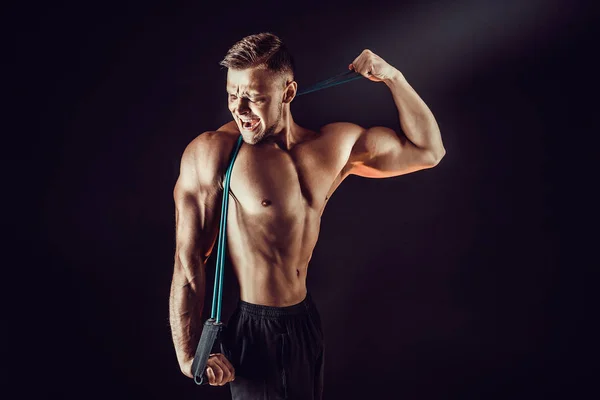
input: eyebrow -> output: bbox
[227,89,261,98]
[226,83,262,94]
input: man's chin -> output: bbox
[241,130,264,145]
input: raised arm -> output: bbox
[340,49,446,178]
[169,134,222,377]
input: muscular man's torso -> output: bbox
[200,121,358,306]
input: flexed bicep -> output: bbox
[349,125,437,178]
[322,121,437,180]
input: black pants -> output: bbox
[221,293,325,400]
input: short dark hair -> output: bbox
[219,32,295,80]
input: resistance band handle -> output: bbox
[191,319,224,385]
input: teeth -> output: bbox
[241,119,260,130]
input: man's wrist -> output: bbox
[383,69,406,87]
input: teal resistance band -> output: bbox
[296,70,363,97]
[211,134,244,322]
[191,134,243,385]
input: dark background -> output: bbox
[7,0,597,398]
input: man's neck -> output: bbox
[265,110,309,151]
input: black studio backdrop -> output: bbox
[8,0,597,399]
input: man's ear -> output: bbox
[283,80,297,104]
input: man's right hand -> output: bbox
[205,353,236,386]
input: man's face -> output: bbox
[226,67,288,144]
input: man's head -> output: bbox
[220,32,297,144]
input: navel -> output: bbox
[261,199,272,207]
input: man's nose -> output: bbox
[232,98,250,114]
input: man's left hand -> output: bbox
[349,49,401,83]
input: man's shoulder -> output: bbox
[183,123,239,159]
[178,123,240,185]
[318,121,364,136]
[314,122,366,149]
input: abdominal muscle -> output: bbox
[225,199,322,307]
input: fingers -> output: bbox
[206,365,217,385]
[350,49,375,77]
[206,353,236,386]
[218,353,236,379]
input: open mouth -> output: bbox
[240,118,260,131]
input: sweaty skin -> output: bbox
[169,50,445,385]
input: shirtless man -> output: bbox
[169,32,445,400]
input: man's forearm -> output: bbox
[384,71,445,159]
[169,258,205,376]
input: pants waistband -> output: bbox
[237,292,314,318]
